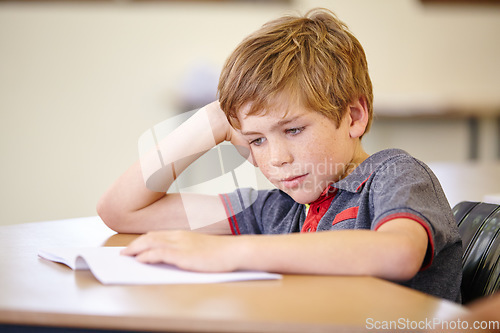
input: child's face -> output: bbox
[237,100,365,204]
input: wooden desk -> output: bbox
[0,217,467,332]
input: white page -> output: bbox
[38,247,281,285]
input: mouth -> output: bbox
[279,174,308,189]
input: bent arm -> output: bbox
[234,218,429,280]
[97,102,240,234]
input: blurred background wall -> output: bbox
[1,0,499,226]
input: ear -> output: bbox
[347,97,369,139]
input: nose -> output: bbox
[269,141,293,167]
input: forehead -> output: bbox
[237,91,306,124]
[237,100,307,130]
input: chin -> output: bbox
[286,190,321,205]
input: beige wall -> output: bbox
[1,0,499,225]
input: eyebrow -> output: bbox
[240,115,301,136]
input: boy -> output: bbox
[97,8,462,302]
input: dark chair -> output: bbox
[452,201,500,304]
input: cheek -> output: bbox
[303,146,338,174]
[250,150,276,179]
[249,148,266,168]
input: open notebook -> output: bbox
[38,247,281,285]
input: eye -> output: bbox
[286,127,305,135]
[249,137,266,146]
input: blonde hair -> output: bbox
[217,8,373,134]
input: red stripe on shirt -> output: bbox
[332,206,359,227]
[355,174,372,192]
[374,212,435,271]
[218,194,241,235]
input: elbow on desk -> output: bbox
[96,196,130,234]
[377,244,424,282]
[384,257,422,282]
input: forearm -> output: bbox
[234,227,426,281]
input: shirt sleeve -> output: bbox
[369,155,459,269]
[218,187,302,235]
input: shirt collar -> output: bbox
[330,148,408,193]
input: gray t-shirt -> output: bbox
[219,149,462,302]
